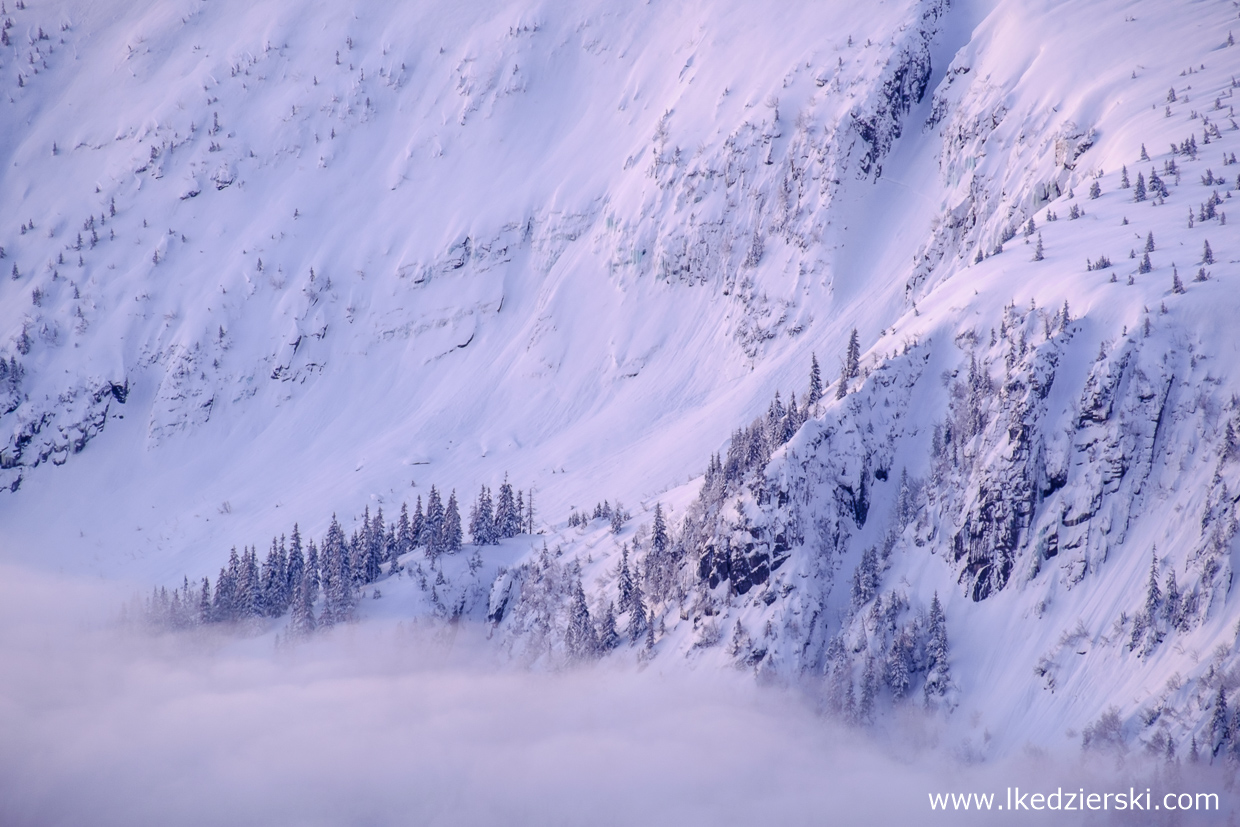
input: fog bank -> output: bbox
[0,566,1228,826]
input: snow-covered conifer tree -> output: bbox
[924,593,951,704]
[442,490,463,553]
[808,353,823,406]
[598,601,619,652]
[617,544,634,613]
[565,575,597,660]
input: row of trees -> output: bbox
[140,478,535,634]
[566,499,631,534]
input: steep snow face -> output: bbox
[0,0,951,577]
[5,0,1240,764]
[474,0,1240,759]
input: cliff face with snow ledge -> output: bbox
[3,0,1240,760]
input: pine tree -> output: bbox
[321,514,355,625]
[850,547,880,607]
[1134,172,1146,202]
[1032,233,1044,262]
[1145,232,1155,253]
[260,538,286,617]
[470,484,495,546]
[1211,685,1230,755]
[412,495,425,548]
[886,627,914,701]
[565,576,597,660]
[1203,240,1214,265]
[496,475,520,538]
[305,539,320,605]
[239,546,261,618]
[629,576,648,644]
[374,506,389,570]
[1089,180,1101,199]
[651,503,669,558]
[1144,553,1162,622]
[924,593,951,704]
[609,502,627,535]
[288,569,317,637]
[198,577,212,624]
[395,502,413,563]
[859,655,877,723]
[598,601,620,652]
[1121,165,1130,188]
[617,544,634,613]
[286,531,305,606]
[442,490,463,553]
[1172,269,1185,294]
[836,328,861,399]
[214,552,237,622]
[644,608,656,650]
[424,486,444,558]
[808,353,824,406]
[1163,570,1180,629]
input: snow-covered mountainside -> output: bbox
[5,0,1240,769]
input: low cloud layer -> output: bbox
[0,565,1229,826]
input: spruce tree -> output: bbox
[565,576,597,660]
[609,502,627,535]
[321,515,354,624]
[1203,240,1214,265]
[617,544,634,613]
[396,502,413,562]
[499,475,521,538]
[442,491,463,553]
[808,353,823,406]
[924,593,951,703]
[859,655,877,723]
[1032,233,1044,262]
[1211,685,1230,755]
[1163,570,1180,629]
[470,485,495,545]
[424,487,444,558]
[261,539,283,617]
[651,503,669,558]
[1134,172,1146,202]
[837,328,860,399]
[598,602,619,652]
[198,576,212,624]
[240,546,261,618]
[288,570,317,637]
[286,533,305,607]
[629,576,648,643]
[305,539,320,604]
[1143,553,1162,624]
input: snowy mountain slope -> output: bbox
[471,0,1240,759]
[5,0,1240,769]
[0,0,955,581]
